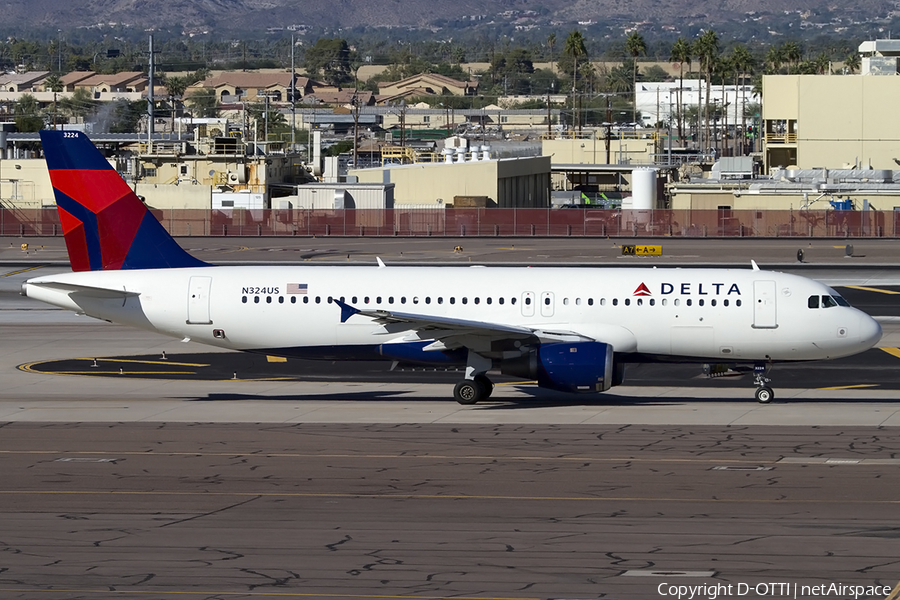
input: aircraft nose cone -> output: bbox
[858,313,883,349]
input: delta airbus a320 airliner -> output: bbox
[23,131,882,404]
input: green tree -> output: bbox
[625,32,647,121]
[487,48,534,94]
[669,37,693,141]
[303,38,353,86]
[185,88,218,118]
[603,63,633,94]
[14,94,43,132]
[109,99,148,133]
[844,52,861,74]
[59,87,97,120]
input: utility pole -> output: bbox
[605,96,612,164]
[547,86,551,135]
[290,34,296,152]
[147,35,155,151]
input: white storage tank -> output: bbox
[631,167,657,210]
[631,167,657,224]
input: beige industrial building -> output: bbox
[542,131,657,166]
[349,155,550,207]
[763,71,900,172]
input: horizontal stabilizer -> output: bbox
[25,280,139,299]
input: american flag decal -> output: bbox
[286,283,308,294]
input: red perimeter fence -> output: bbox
[1,208,896,238]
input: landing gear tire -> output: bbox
[755,386,775,404]
[474,375,494,399]
[454,380,484,405]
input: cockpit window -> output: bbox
[808,295,819,309]
[834,295,851,307]
[821,295,838,308]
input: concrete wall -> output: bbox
[136,182,212,210]
[670,187,900,211]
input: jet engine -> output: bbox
[501,341,625,393]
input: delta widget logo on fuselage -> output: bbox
[633,282,743,296]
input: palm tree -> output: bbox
[728,45,755,155]
[813,51,831,75]
[669,37,692,142]
[563,30,587,131]
[625,31,647,122]
[547,33,557,74]
[765,45,785,74]
[694,29,719,153]
[43,73,63,93]
[782,41,802,74]
[564,30,587,91]
[844,51,861,74]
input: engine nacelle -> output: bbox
[501,341,624,393]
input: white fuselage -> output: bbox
[24,265,882,363]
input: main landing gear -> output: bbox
[753,363,774,404]
[455,351,494,405]
[454,375,494,405]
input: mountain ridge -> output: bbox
[2,0,895,33]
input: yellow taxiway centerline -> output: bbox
[845,285,900,295]
[1,265,47,277]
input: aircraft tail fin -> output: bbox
[39,130,208,272]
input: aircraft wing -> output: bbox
[335,300,592,347]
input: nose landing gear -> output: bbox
[753,363,774,403]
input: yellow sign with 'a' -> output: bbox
[621,245,662,256]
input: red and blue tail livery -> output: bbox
[39,130,207,272]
